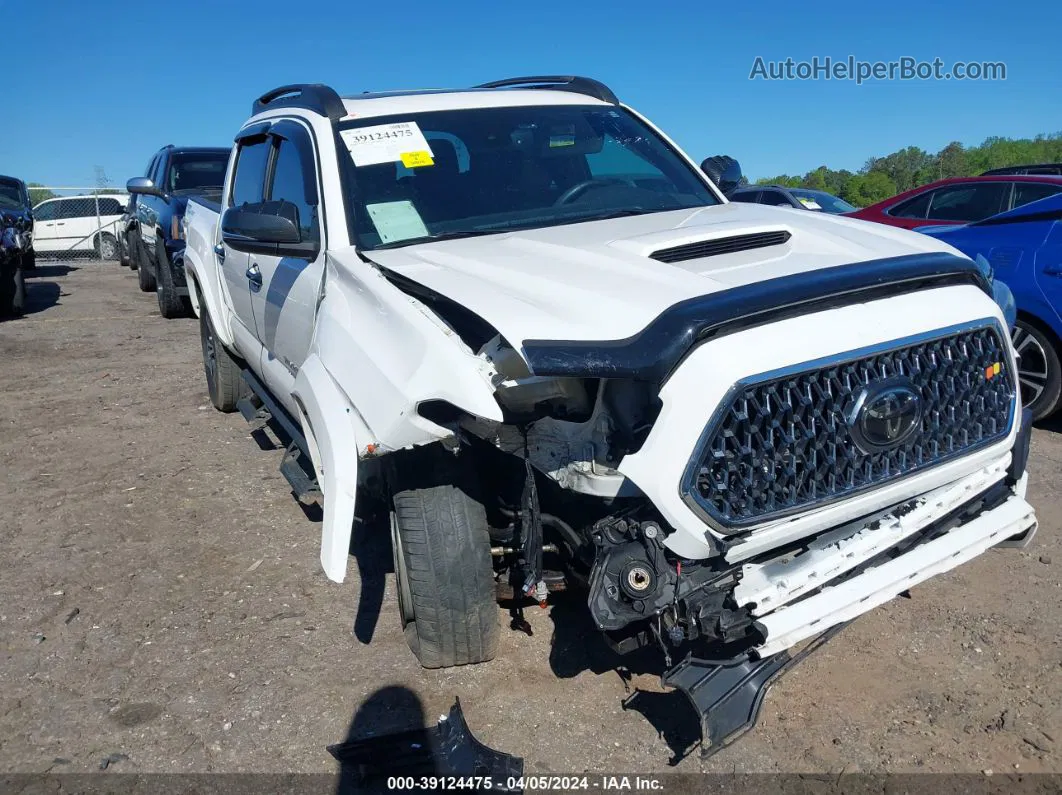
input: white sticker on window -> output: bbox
[339,122,434,167]
[366,201,429,244]
[798,198,823,210]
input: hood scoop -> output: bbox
[650,230,792,264]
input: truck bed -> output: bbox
[187,192,221,215]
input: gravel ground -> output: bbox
[0,261,1059,779]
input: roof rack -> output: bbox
[252,84,346,121]
[476,75,618,105]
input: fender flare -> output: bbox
[292,353,370,583]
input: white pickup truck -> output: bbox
[184,77,1037,752]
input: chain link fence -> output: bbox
[28,187,130,261]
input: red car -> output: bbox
[845,174,1062,229]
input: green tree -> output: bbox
[27,182,56,207]
[842,172,897,207]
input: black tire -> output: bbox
[391,485,498,669]
[0,264,18,317]
[155,246,187,319]
[96,232,118,261]
[199,308,249,412]
[137,251,157,292]
[1012,319,1062,421]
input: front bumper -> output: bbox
[743,455,1036,657]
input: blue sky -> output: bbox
[5,0,1059,188]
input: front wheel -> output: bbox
[1013,319,1062,421]
[391,484,499,669]
[96,233,118,261]
[155,247,187,319]
[199,309,249,412]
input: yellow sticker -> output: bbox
[401,151,434,168]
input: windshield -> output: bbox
[789,189,857,214]
[337,105,720,250]
[0,179,26,210]
[165,151,229,194]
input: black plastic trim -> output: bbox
[521,252,994,383]
[1007,407,1034,485]
[252,84,346,121]
[651,230,791,263]
[476,75,618,104]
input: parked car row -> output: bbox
[118,146,230,317]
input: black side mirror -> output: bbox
[126,177,166,200]
[700,155,743,196]
[221,205,318,259]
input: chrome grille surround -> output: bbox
[681,319,1017,532]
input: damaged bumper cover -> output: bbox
[658,448,1035,756]
[729,452,1036,657]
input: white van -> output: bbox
[32,194,127,259]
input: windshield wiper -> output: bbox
[371,229,505,250]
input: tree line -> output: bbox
[753,133,1062,207]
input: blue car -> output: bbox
[920,193,1062,420]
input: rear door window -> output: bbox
[927,183,1007,222]
[728,191,761,203]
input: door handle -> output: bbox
[213,243,225,264]
[56,222,65,226]
[1043,265,1062,277]
[246,262,263,290]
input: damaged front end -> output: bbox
[580,419,1035,757]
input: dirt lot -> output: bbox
[1,261,1060,779]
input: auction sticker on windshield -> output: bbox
[340,122,434,167]
[366,200,429,244]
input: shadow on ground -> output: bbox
[26,263,80,279]
[546,592,703,764]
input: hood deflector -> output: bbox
[650,230,791,264]
[521,252,993,384]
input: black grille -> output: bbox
[684,324,1015,529]
[650,231,791,264]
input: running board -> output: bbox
[281,442,322,504]
[661,622,847,758]
[239,369,320,504]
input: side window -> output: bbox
[928,183,1007,222]
[56,200,82,219]
[888,191,933,219]
[230,139,270,207]
[34,201,57,221]
[98,198,124,215]
[144,154,158,179]
[1012,182,1062,209]
[586,134,664,178]
[150,154,167,186]
[267,137,319,244]
[728,191,761,203]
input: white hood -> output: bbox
[356,203,963,347]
